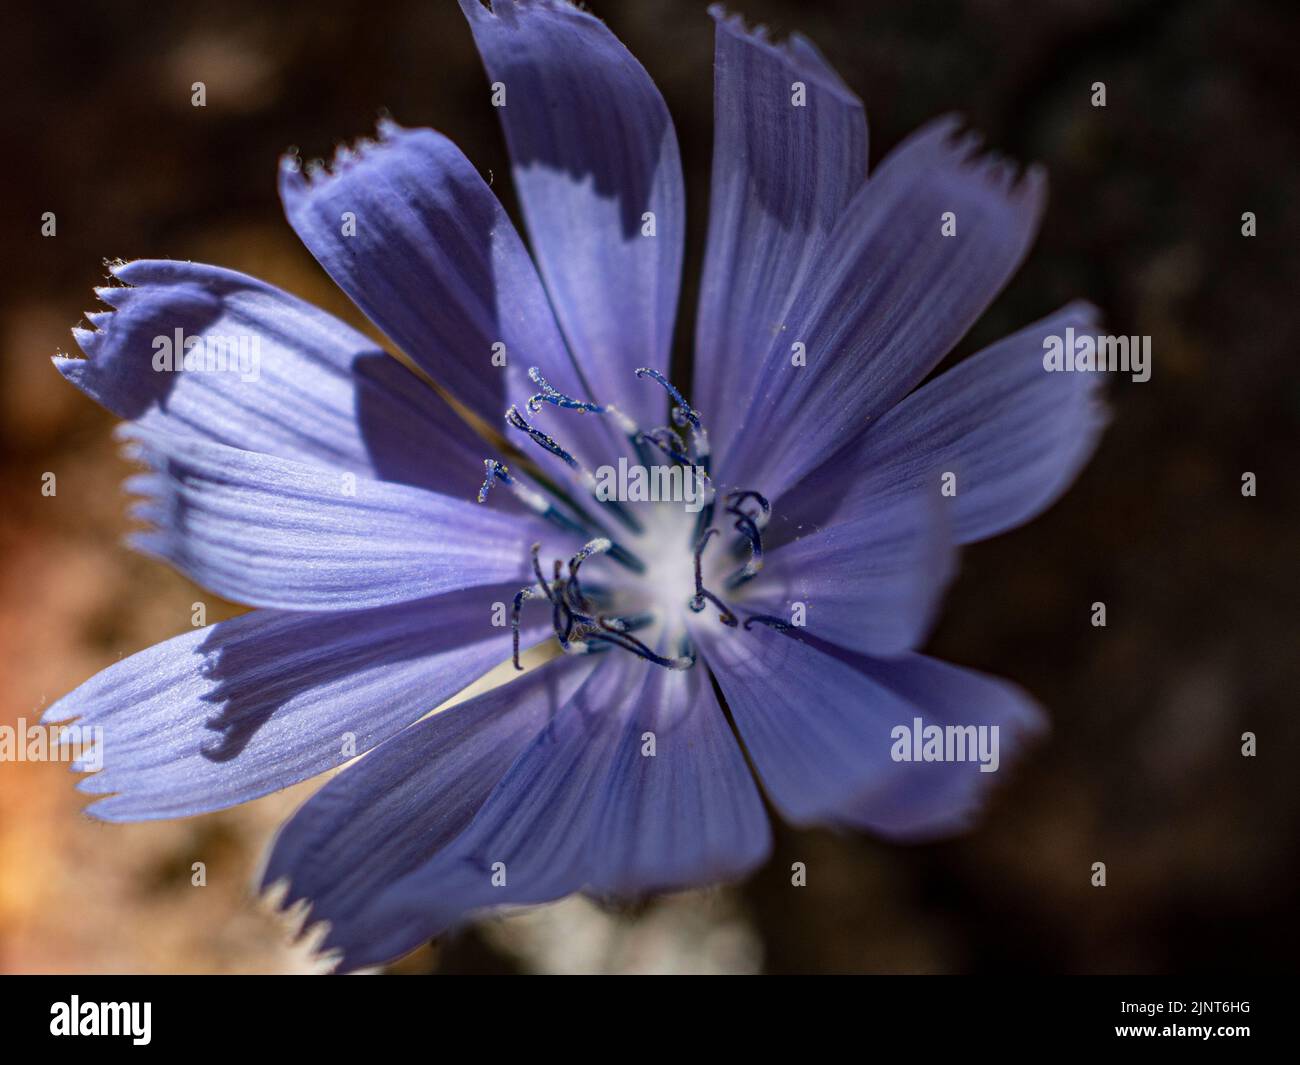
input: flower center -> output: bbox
[477,368,773,671]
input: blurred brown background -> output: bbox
[2,0,1297,973]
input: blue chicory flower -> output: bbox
[46,0,1106,971]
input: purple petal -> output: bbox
[306,649,766,971]
[295,653,635,970]
[56,260,487,498]
[262,654,600,964]
[739,488,956,656]
[699,624,1044,840]
[724,117,1047,498]
[280,123,616,465]
[693,9,867,475]
[825,651,1045,840]
[460,0,683,425]
[585,658,770,897]
[123,431,551,610]
[777,303,1109,544]
[43,584,545,821]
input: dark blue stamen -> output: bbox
[650,425,687,453]
[743,614,793,633]
[566,538,610,613]
[635,367,701,429]
[725,512,763,587]
[692,527,718,604]
[479,457,637,571]
[725,490,770,523]
[691,588,738,626]
[550,558,570,645]
[586,616,695,670]
[530,543,556,603]
[732,512,762,546]
[723,488,770,586]
[511,585,539,670]
[525,545,577,654]
[635,369,712,512]
[526,367,607,415]
[505,405,578,469]
[526,545,565,644]
[731,512,763,566]
[479,456,589,535]
[637,426,695,468]
[507,404,645,539]
[523,367,648,468]
[478,459,512,504]
[688,528,738,626]
[564,574,590,616]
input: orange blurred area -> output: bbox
[0,292,320,971]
